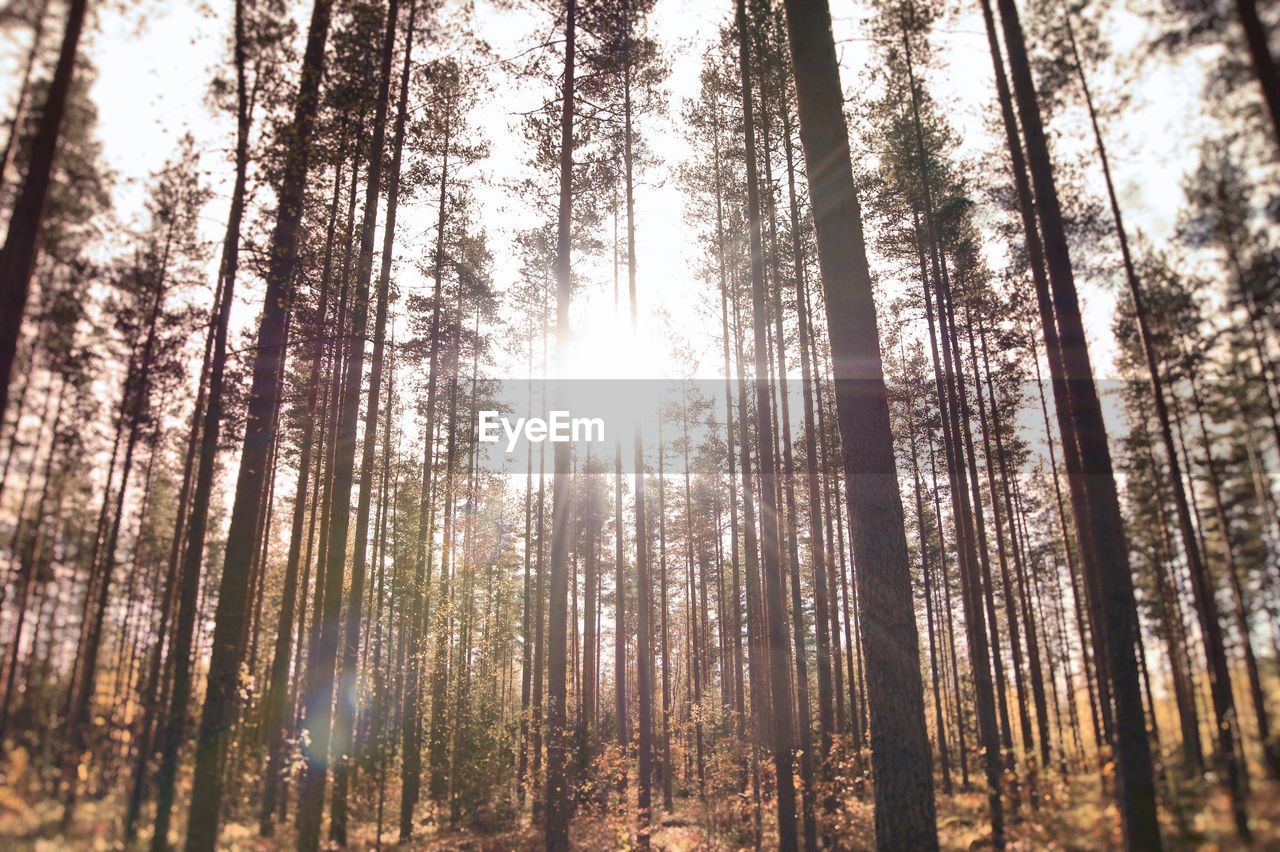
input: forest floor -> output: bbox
[1,769,1278,849]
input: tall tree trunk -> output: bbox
[515,360,534,809]
[905,387,952,795]
[1141,425,1205,777]
[150,6,253,844]
[329,3,417,837]
[780,0,939,847]
[621,18,657,839]
[926,427,970,789]
[292,0,399,844]
[544,1,575,846]
[579,445,598,768]
[64,252,167,821]
[401,73,455,838]
[121,219,223,842]
[185,2,335,845]
[260,144,347,837]
[1188,374,1280,779]
[0,376,64,738]
[994,0,1165,842]
[916,196,1005,841]
[964,307,1036,800]
[678,406,705,799]
[1071,8,1256,805]
[756,57,818,850]
[1027,333,1105,753]
[711,105,747,732]
[658,419,674,807]
[0,0,88,422]
[979,317,1052,777]
[781,89,842,749]
[735,0,798,846]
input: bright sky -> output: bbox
[0,0,1222,447]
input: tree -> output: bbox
[185,1,336,845]
[780,0,939,848]
[544,1,576,848]
[992,0,1165,842]
[0,0,89,423]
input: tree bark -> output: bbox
[185,2,335,844]
[0,0,88,423]
[736,0,799,846]
[544,1,575,846]
[780,1,939,847]
[994,0,1165,842]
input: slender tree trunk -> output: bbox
[964,307,1036,801]
[64,257,167,820]
[711,106,747,732]
[150,8,253,844]
[1028,334,1105,753]
[908,163,1007,833]
[544,2,575,846]
[781,94,843,750]
[580,446,598,769]
[121,228,222,842]
[401,75,455,838]
[515,357,534,808]
[756,61,818,850]
[1141,426,1205,777]
[620,20,656,839]
[0,0,88,422]
[978,318,1053,777]
[292,1,399,845]
[0,376,64,739]
[679,393,705,799]
[905,389,952,795]
[185,3,335,845]
[736,1,798,845]
[926,427,969,789]
[994,0,1165,842]
[329,4,416,837]
[260,145,346,836]
[1188,374,1280,779]
[1075,7,1256,805]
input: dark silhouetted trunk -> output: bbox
[329,3,416,838]
[151,4,253,845]
[736,0,798,845]
[185,2,336,845]
[781,0,939,847]
[994,0,1165,842]
[544,1,575,846]
[0,0,88,422]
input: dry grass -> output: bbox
[2,746,1279,850]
